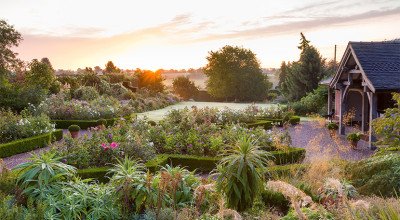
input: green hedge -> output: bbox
[76,148,306,183]
[51,115,136,129]
[0,129,63,158]
[247,120,273,130]
[255,116,301,127]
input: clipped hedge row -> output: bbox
[247,120,273,130]
[76,147,306,183]
[0,129,63,158]
[255,116,301,127]
[51,115,136,129]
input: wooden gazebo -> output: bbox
[328,41,400,149]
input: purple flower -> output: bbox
[188,144,192,148]
[63,159,67,162]
[108,134,112,139]
[197,140,201,142]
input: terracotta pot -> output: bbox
[70,131,79,139]
[349,140,358,149]
[329,129,337,138]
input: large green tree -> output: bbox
[172,76,199,100]
[281,34,326,101]
[0,19,22,72]
[204,45,271,101]
[104,61,121,73]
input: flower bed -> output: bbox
[0,109,55,144]
[51,115,136,129]
[30,89,178,121]
[0,129,63,158]
[76,150,306,183]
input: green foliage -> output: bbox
[348,152,400,197]
[26,59,54,90]
[215,135,271,211]
[204,45,272,101]
[104,60,121,73]
[51,115,134,129]
[372,93,400,149]
[0,197,47,220]
[247,120,273,130]
[96,118,107,126]
[73,86,100,101]
[281,33,329,102]
[135,69,165,93]
[172,76,199,100]
[318,179,358,205]
[283,207,334,220]
[76,167,112,183]
[67,124,80,132]
[347,132,361,142]
[327,123,338,130]
[291,85,330,116]
[261,189,290,212]
[289,116,301,125]
[0,130,62,158]
[48,80,61,95]
[108,156,147,185]
[0,19,22,70]
[12,151,76,200]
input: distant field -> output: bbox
[137,101,282,121]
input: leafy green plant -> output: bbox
[318,179,358,206]
[11,151,76,200]
[96,118,107,126]
[327,123,338,130]
[347,132,361,142]
[67,124,80,132]
[214,135,272,211]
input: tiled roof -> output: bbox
[350,41,400,90]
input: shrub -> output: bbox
[67,124,80,132]
[148,120,157,126]
[0,130,62,158]
[73,86,99,101]
[289,116,300,125]
[283,207,334,220]
[247,120,273,130]
[96,119,107,126]
[346,132,361,142]
[215,136,272,212]
[291,85,330,116]
[327,123,338,130]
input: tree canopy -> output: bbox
[172,76,199,100]
[0,19,22,72]
[104,61,121,73]
[204,45,271,101]
[281,34,328,101]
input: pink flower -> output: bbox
[102,143,106,147]
[104,146,110,151]
[111,142,118,149]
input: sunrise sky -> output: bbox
[1,0,400,71]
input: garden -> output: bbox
[1,96,400,219]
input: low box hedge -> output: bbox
[255,116,301,127]
[247,120,273,130]
[51,115,136,129]
[76,147,306,183]
[0,129,63,158]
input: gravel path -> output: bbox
[1,129,92,169]
[282,121,375,162]
[2,120,375,170]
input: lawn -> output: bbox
[137,101,284,121]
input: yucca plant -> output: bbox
[214,135,272,212]
[12,151,76,199]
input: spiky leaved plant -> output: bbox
[214,135,272,212]
[12,151,76,200]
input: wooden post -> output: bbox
[361,92,369,133]
[369,92,377,150]
[339,88,346,135]
[328,87,332,115]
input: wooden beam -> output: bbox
[362,92,369,133]
[343,81,352,86]
[349,69,362,74]
[328,87,333,116]
[369,92,377,150]
[339,88,346,135]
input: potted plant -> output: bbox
[346,132,361,149]
[327,123,339,137]
[68,125,80,139]
[96,119,107,130]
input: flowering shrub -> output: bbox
[0,109,55,144]
[30,89,178,120]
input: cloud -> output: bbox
[189,6,400,42]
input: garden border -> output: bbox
[255,116,301,127]
[76,147,306,182]
[0,129,63,158]
[51,115,136,129]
